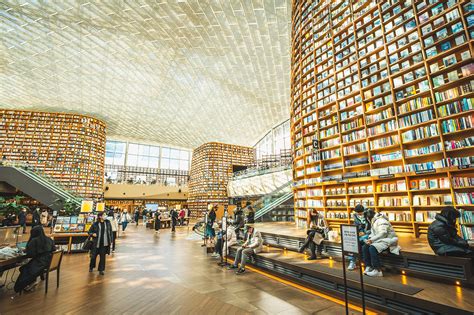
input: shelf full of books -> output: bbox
[0,109,106,198]
[290,0,474,239]
[187,142,255,217]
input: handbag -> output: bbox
[82,236,94,251]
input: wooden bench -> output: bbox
[260,231,474,287]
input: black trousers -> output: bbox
[112,232,117,251]
[90,246,108,271]
[172,219,177,231]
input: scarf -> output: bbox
[97,221,109,248]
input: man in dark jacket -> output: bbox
[170,209,179,232]
[232,207,245,240]
[246,206,255,224]
[88,212,113,275]
[428,206,473,258]
[18,208,27,234]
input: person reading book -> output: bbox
[298,209,328,260]
[428,206,473,258]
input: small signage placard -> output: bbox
[341,225,359,254]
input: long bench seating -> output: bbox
[228,246,474,315]
[260,231,474,287]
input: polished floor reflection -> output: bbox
[0,225,362,314]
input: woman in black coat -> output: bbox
[14,225,55,293]
[428,206,473,258]
[88,212,113,275]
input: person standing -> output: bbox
[171,208,178,232]
[179,208,185,226]
[246,206,255,224]
[154,210,162,234]
[107,210,119,253]
[31,208,41,228]
[119,210,131,233]
[134,209,140,226]
[40,209,49,227]
[88,212,113,275]
[14,226,55,293]
[142,208,148,226]
[18,208,27,234]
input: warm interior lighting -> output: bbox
[401,270,406,275]
[456,281,461,286]
[227,258,377,315]
[401,275,407,285]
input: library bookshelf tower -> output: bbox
[0,109,106,199]
[187,142,255,217]
[290,0,474,240]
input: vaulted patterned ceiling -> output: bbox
[0,0,291,148]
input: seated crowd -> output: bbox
[205,203,473,278]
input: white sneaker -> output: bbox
[366,269,383,277]
[363,267,373,275]
[347,261,357,271]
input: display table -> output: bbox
[146,218,171,229]
[0,254,27,272]
[51,233,89,254]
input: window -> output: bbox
[160,147,190,171]
[105,141,126,166]
[127,143,160,168]
[254,120,291,159]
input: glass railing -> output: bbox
[242,180,293,220]
[1,160,81,201]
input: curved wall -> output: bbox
[0,109,106,198]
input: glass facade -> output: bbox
[104,140,192,185]
[255,120,291,159]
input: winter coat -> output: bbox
[108,215,119,232]
[246,211,255,224]
[32,211,41,227]
[368,213,400,254]
[243,229,263,253]
[428,214,470,256]
[14,235,55,292]
[88,220,113,254]
[353,213,371,235]
[18,211,26,225]
[208,210,216,224]
[40,211,49,225]
[233,211,245,229]
[119,212,131,223]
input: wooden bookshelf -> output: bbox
[0,109,106,199]
[290,0,474,237]
[187,142,255,217]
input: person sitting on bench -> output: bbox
[347,205,371,271]
[229,224,263,274]
[298,209,328,260]
[428,206,473,258]
[362,209,401,277]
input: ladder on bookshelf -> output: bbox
[0,165,82,211]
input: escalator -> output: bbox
[0,165,82,211]
[244,180,293,221]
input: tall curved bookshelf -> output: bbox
[290,0,474,238]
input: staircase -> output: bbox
[0,165,82,211]
[244,180,293,221]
